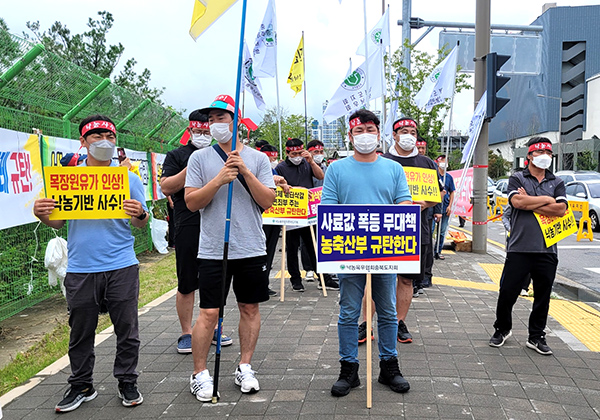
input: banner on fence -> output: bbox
[0,128,45,230]
[448,167,473,217]
[317,204,421,274]
[263,187,311,226]
[44,166,130,220]
[151,152,166,200]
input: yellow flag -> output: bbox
[189,0,239,40]
[287,35,304,96]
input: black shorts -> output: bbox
[197,255,269,309]
[175,224,200,294]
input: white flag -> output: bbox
[461,91,487,163]
[252,0,277,78]
[323,49,384,124]
[356,7,390,56]
[414,45,459,112]
[243,41,266,110]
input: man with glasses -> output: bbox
[489,137,567,355]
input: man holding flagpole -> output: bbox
[185,95,276,402]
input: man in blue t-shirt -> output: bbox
[33,115,148,412]
[432,155,455,259]
[322,109,412,397]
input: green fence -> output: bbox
[0,28,182,321]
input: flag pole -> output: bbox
[275,49,283,156]
[362,0,370,110]
[213,0,248,404]
[302,31,308,145]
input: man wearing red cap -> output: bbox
[185,95,276,401]
[489,137,567,355]
[161,110,233,354]
[34,115,148,411]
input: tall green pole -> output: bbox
[168,127,187,146]
[117,98,151,130]
[144,111,177,140]
[62,78,111,138]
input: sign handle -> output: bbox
[366,272,372,409]
[310,226,327,297]
[280,226,287,302]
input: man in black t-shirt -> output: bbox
[275,138,338,292]
[160,110,232,354]
[383,118,439,344]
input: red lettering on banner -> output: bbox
[9,152,32,194]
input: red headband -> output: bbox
[416,141,427,146]
[81,120,116,137]
[393,119,417,131]
[528,142,553,153]
[190,121,210,129]
[349,118,377,129]
[286,146,304,152]
[308,145,324,151]
[263,151,278,157]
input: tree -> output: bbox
[577,150,598,171]
[386,42,471,157]
[24,11,164,102]
[254,107,313,148]
[488,150,511,179]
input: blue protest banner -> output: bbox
[317,204,421,274]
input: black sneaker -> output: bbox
[118,382,144,407]
[268,288,277,296]
[526,337,553,355]
[292,283,305,292]
[318,279,340,291]
[357,321,373,344]
[412,287,419,298]
[55,386,97,412]
[397,320,412,343]
[489,330,512,347]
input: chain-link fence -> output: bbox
[0,28,183,321]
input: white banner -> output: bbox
[252,0,277,78]
[0,128,45,230]
[243,40,266,110]
[414,45,458,112]
[356,7,390,56]
[461,91,487,164]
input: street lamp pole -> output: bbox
[537,94,562,170]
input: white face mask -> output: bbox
[87,139,116,162]
[210,123,233,143]
[397,134,417,151]
[190,133,211,149]
[313,155,325,164]
[438,162,447,170]
[270,160,278,169]
[352,133,379,154]
[289,156,304,165]
[532,154,552,170]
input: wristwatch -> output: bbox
[136,211,147,220]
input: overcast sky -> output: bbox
[2,0,599,134]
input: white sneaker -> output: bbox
[234,364,260,394]
[520,289,529,297]
[305,270,315,282]
[190,370,218,402]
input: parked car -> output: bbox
[491,179,509,207]
[487,177,496,199]
[555,170,600,185]
[565,180,600,232]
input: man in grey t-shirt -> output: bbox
[184,95,276,402]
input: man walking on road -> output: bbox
[489,137,567,355]
[322,109,412,397]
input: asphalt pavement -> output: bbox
[1,234,600,420]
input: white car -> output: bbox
[565,180,600,232]
[491,179,509,207]
[555,170,600,185]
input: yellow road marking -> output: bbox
[273,270,307,279]
[479,263,503,285]
[433,276,498,292]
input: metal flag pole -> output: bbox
[274,43,283,156]
[213,0,248,404]
[362,0,370,109]
[302,31,308,144]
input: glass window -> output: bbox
[587,183,600,198]
[566,184,577,195]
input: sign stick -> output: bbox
[366,272,372,409]
[279,226,287,302]
[310,226,327,297]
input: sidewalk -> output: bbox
[2,246,600,419]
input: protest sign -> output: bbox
[317,204,421,274]
[45,166,130,220]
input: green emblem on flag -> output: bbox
[342,68,366,91]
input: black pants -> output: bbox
[65,265,140,387]
[286,226,317,286]
[263,224,281,273]
[494,252,558,340]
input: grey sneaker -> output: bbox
[489,330,512,347]
[526,337,553,355]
